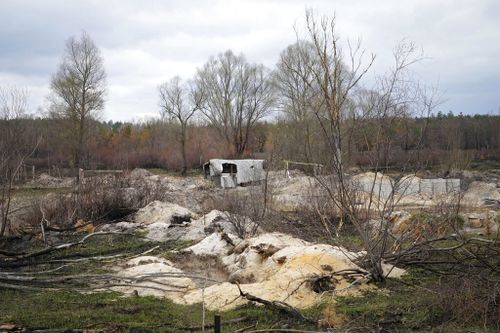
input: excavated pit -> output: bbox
[167,251,230,288]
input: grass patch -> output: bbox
[1,234,189,277]
[335,269,500,332]
[336,287,440,331]
[0,290,314,331]
[0,234,316,331]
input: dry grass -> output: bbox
[21,174,168,233]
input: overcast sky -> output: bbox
[1,0,499,121]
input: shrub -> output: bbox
[23,173,168,232]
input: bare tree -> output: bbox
[289,11,439,281]
[158,76,203,175]
[0,87,38,237]
[298,10,375,175]
[274,41,320,163]
[342,42,441,281]
[196,50,275,157]
[300,12,450,282]
[49,31,106,173]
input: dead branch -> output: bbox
[0,249,26,256]
[306,268,371,294]
[0,264,225,295]
[231,323,258,333]
[0,231,149,262]
[236,283,315,324]
[0,271,221,285]
[0,325,85,333]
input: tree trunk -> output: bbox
[181,125,187,176]
[0,167,15,237]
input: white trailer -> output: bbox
[203,159,266,188]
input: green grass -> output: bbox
[336,287,441,331]
[0,234,193,278]
[0,290,313,331]
[2,267,497,332]
[335,269,500,332]
[0,233,317,331]
[3,219,498,332]
[335,233,365,251]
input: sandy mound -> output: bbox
[105,227,403,311]
[269,172,324,211]
[100,205,260,242]
[132,201,199,241]
[179,240,371,310]
[128,168,153,179]
[186,232,241,257]
[126,170,222,213]
[111,256,196,299]
[462,181,500,207]
[182,210,261,241]
[135,201,198,226]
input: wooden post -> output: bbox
[214,315,221,333]
[32,165,35,181]
[40,220,46,244]
[78,168,84,186]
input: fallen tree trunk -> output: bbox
[236,283,315,324]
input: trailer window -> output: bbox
[222,163,237,174]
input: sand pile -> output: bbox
[109,231,389,310]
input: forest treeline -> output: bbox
[16,112,500,173]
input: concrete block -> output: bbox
[397,177,420,195]
[432,179,447,194]
[420,179,433,194]
[446,179,460,192]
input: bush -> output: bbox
[23,173,168,232]
[434,274,500,330]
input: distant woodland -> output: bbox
[12,113,500,173]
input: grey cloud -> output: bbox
[0,0,498,120]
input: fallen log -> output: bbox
[0,231,149,263]
[236,283,315,324]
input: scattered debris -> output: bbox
[27,173,74,188]
[461,210,499,235]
